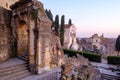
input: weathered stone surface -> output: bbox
[60,54,101,80]
[0,7,15,62]
[0,0,18,10]
[9,0,63,74]
[0,1,101,80]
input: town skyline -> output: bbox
[40,0,120,38]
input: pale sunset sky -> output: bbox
[40,0,120,38]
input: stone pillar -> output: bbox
[36,36,45,74]
[44,40,51,70]
[36,35,51,74]
[29,19,35,73]
[36,37,42,74]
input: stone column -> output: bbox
[36,36,43,74]
[36,34,51,74]
[29,19,35,73]
[44,40,51,70]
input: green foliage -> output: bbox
[45,9,54,29]
[107,56,120,65]
[60,15,65,46]
[54,15,59,35]
[68,19,72,25]
[31,7,44,20]
[115,35,120,55]
[38,7,44,12]
[63,49,101,62]
[45,9,53,21]
[82,51,101,62]
[31,9,38,20]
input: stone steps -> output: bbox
[18,53,29,62]
[0,64,26,73]
[102,73,120,80]
[1,69,31,80]
[0,58,32,80]
[0,65,27,77]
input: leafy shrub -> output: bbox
[63,49,101,62]
[82,51,101,62]
[107,56,120,65]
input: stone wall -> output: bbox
[0,0,18,10]
[0,7,15,62]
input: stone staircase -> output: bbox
[0,58,32,80]
[18,53,29,62]
[102,73,120,80]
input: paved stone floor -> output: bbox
[0,57,25,69]
[91,62,120,77]
[101,58,107,64]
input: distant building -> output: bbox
[77,34,116,55]
[64,24,79,50]
[90,34,101,50]
[101,38,116,55]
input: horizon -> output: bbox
[40,0,120,38]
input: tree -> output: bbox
[54,15,59,35]
[68,19,72,25]
[45,9,54,29]
[48,10,53,21]
[60,15,65,46]
[45,9,49,19]
[115,35,120,55]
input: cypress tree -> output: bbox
[68,19,72,25]
[60,15,65,46]
[45,9,54,29]
[45,9,53,22]
[54,15,59,35]
[48,10,53,21]
[45,9,49,18]
[115,35,120,55]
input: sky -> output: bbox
[40,0,120,38]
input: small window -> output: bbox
[6,3,8,8]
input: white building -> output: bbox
[64,24,79,50]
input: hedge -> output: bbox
[107,56,120,65]
[63,49,101,62]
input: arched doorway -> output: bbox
[17,20,28,55]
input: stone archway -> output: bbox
[10,0,62,74]
[10,0,36,73]
[17,20,28,55]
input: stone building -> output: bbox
[90,34,101,50]
[77,34,101,52]
[0,1,102,80]
[77,34,116,55]
[101,38,116,55]
[0,0,63,74]
[64,24,79,50]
